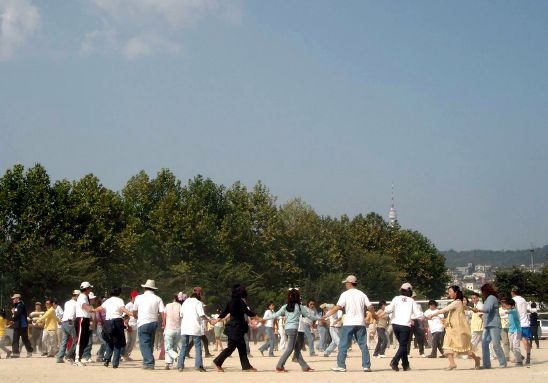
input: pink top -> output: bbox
[164,302,182,330]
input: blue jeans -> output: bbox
[482,327,507,368]
[259,327,275,356]
[56,321,76,361]
[324,327,340,355]
[303,324,315,356]
[178,335,202,369]
[138,321,158,367]
[337,325,370,369]
[318,326,328,352]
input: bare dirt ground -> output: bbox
[1,340,546,383]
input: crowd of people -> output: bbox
[0,275,542,373]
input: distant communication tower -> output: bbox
[388,184,398,227]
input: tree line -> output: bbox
[0,164,449,311]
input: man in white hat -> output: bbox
[74,281,96,366]
[322,275,377,372]
[133,279,165,370]
[56,290,80,363]
[10,293,33,358]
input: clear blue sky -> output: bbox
[1,1,547,251]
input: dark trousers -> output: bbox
[407,321,425,355]
[429,331,444,357]
[392,324,411,368]
[75,317,90,361]
[373,327,388,356]
[214,337,252,370]
[12,327,33,354]
[188,335,210,355]
[531,326,539,348]
[104,319,126,368]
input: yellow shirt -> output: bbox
[0,317,6,337]
[37,307,58,331]
[470,303,484,332]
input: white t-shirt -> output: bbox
[263,310,274,327]
[424,308,444,333]
[125,301,137,328]
[62,299,77,322]
[336,288,372,326]
[76,293,90,319]
[513,295,530,327]
[385,295,423,327]
[329,310,343,327]
[133,290,165,328]
[180,297,206,336]
[102,297,125,320]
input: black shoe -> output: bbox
[104,360,110,368]
[403,366,411,371]
[390,362,399,372]
[427,355,436,358]
[195,366,207,372]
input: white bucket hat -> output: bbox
[80,281,93,290]
[141,279,158,290]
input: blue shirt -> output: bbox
[482,295,501,328]
[264,304,319,330]
[507,308,521,334]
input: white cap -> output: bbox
[80,281,93,290]
[88,292,96,299]
[342,275,357,284]
[400,282,413,290]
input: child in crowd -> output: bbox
[502,298,523,366]
[0,309,12,358]
[424,300,445,358]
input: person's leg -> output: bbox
[482,328,492,368]
[57,325,70,360]
[11,328,21,355]
[303,325,315,356]
[509,332,523,364]
[276,328,297,369]
[336,326,352,369]
[138,323,153,368]
[355,326,371,369]
[324,327,340,356]
[236,338,253,370]
[520,328,531,363]
[213,338,237,368]
[267,327,275,356]
[164,329,177,366]
[500,328,510,359]
[533,326,540,349]
[177,334,189,369]
[258,327,270,354]
[193,335,203,368]
[416,326,425,355]
[318,326,326,352]
[489,327,506,366]
[294,332,310,370]
[429,332,439,357]
[202,334,211,356]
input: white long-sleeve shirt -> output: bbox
[385,295,423,327]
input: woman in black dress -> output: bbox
[213,284,257,372]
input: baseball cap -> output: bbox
[342,275,357,284]
[72,290,81,295]
[10,293,21,299]
[80,281,93,290]
[130,290,139,298]
[88,292,96,299]
[400,282,413,290]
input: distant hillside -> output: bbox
[442,246,548,268]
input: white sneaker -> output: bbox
[73,361,86,367]
[379,355,386,358]
[331,367,346,372]
[421,354,427,358]
[363,368,372,372]
[82,358,92,364]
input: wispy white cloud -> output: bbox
[81,0,242,59]
[123,32,181,59]
[0,0,40,61]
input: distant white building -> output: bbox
[388,184,398,227]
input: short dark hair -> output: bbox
[471,292,480,298]
[428,300,438,307]
[110,287,122,297]
[506,298,516,307]
[400,288,413,297]
[531,302,537,308]
[379,300,387,307]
